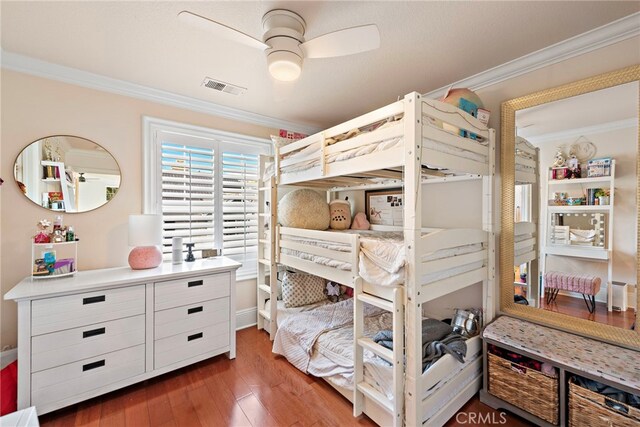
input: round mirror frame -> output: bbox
[13,135,121,213]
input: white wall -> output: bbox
[536,125,637,302]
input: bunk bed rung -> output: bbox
[258,258,272,266]
[259,239,270,244]
[356,382,393,413]
[258,213,270,217]
[259,186,271,191]
[258,309,271,321]
[357,293,393,312]
[357,338,393,363]
[258,284,271,293]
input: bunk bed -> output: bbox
[514,136,539,305]
[257,92,495,427]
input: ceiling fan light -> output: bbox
[267,51,302,81]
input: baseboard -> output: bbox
[1,347,17,369]
[236,307,257,330]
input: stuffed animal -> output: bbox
[351,212,370,230]
[329,199,351,230]
[278,189,330,230]
[552,150,566,168]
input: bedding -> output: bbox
[274,300,482,402]
[281,271,326,308]
[264,118,489,180]
[280,229,485,287]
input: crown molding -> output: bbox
[424,12,640,100]
[524,118,637,144]
[0,50,320,135]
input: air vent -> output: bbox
[202,77,246,95]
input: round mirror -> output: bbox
[13,135,121,213]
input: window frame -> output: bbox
[143,117,271,280]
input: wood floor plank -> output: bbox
[163,372,202,427]
[250,384,319,427]
[73,399,102,427]
[210,357,253,400]
[187,384,225,427]
[197,364,253,427]
[98,389,126,427]
[123,384,150,426]
[145,378,177,427]
[237,393,280,427]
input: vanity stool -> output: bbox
[480,316,640,426]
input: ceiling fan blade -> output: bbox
[178,11,268,50]
[301,24,379,59]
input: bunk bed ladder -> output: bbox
[257,155,278,340]
[354,280,404,427]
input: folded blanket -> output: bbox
[372,318,467,372]
[423,333,466,371]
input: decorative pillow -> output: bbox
[282,272,326,308]
[278,189,330,230]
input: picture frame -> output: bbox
[365,188,403,226]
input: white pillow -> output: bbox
[282,272,326,308]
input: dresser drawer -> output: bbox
[154,323,229,369]
[32,285,145,336]
[155,298,229,340]
[32,315,145,373]
[32,344,145,409]
[154,273,230,311]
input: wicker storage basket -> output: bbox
[569,378,640,427]
[488,353,559,425]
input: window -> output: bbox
[144,118,270,279]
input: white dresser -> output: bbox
[4,258,240,415]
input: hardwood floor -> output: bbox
[540,293,635,329]
[40,327,531,427]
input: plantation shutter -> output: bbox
[160,142,216,258]
[222,151,259,277]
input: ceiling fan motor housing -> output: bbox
[262,10,306,81]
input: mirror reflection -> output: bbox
[513,82,638,329]
[13,135,121,213]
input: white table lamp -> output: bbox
[128,214,163,269]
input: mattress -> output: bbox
[281,229,485,287]
[275,301,482,404]
[264,119,488,180]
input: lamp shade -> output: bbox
[128,214,162,246]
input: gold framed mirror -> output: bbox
[500,65,640,350]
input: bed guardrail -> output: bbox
[277,226,360,286]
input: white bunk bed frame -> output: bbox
[257,92,495,427]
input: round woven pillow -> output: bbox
[278,189,330,230]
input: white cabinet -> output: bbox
[4,258,240,415]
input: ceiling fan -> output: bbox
[178,9,380,81]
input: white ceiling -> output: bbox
[516,81,638,140]
[2,1,638,129]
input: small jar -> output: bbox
[66,226,75,242]
[52,229,65,243]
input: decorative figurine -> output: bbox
[34,219,51,243]
[552,150,566,168]
[185,243,196,262]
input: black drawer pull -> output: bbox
[83,295,106,305]
[188,280,203,287]
[82,359,105,372]
[187,332,203,341]
[82,327,106,338]
[188,306,203,315]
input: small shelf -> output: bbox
[548,176,612,185]
[32,271,76,280]
[33,240,78,247]
[41,178,61,182]
[548,205,611,212]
